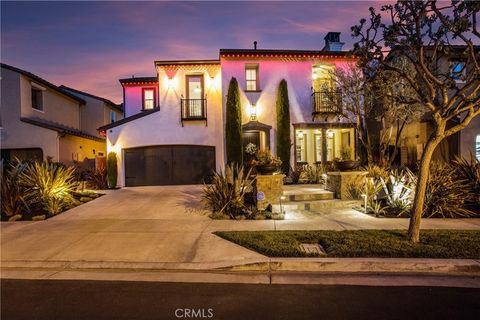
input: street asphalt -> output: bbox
[2,279,479,320]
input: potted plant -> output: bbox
[335,146,361,171]
[251,149,282,175]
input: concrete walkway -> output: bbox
[2,186,480,285]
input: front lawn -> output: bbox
[215,230,480,259]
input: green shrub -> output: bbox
[276,79,291,174]
[380,168,416,215]
[225,78,242,164]
[1,159,29,217]
[424,162,475,218]
[453,155,480,206]
[19,161,78,215]
[365,164,389,181]
[202,164,254,219]
[303,165,323,184]
[88,167,108,190]
[289,165,304,184]
[107,152,117,189]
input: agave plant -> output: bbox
[202,163,254,219]
[19,161,78,215]
[380,168,416,216]
[1,159,29,217]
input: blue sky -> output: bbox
[1,1,388,102]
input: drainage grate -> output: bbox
[299,243,326,255]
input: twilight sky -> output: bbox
[2,1,391,102]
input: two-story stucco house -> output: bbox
[0,63,122,166]
[380,46,480,166]
[100,32,357,187]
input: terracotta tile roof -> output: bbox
[220,49,352,58]
[1,63,86,105]
[119,76,158,85]
[98,108,160,131]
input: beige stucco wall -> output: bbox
[19,75,81,129]
[106,64,224,187]
[1,68,59,160]
[63,89,123,137]
[59,135,106,166]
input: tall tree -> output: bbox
[352,1,480,242]
[225,77,243,165]
[276,79,291,174]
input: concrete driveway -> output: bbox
[2,186,480,271]
[0,186,267,269]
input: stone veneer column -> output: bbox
[256,174,285,210]
[326,171,367,200]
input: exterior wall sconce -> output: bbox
[250,103,257,121]
[167,77,175,89]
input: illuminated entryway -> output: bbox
[293,124,356,166]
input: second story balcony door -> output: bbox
[186,75,204,118]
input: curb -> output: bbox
[2,258,480,278]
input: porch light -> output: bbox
[250,103,257,121]
[327,129,334,138]
[167,77,175,89]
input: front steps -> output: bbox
[276,184,361,213]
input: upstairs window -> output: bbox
[110,110,117,123]
[245,64,259,91]
[142,88,155,110]
[31,87,44,111]
[450,61,466,82]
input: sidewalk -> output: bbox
[2,186,480,287]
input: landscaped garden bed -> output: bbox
[1,159,110,222]
[215,230,480,259]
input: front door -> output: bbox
[243,131,260,163]
[186,75,204,117]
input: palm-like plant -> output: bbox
[19,161,78,215]
[424,162,475,218]
[453,155,480,206]
[202,164,254,219]
[1,159,29,217]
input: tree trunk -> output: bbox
[407,137,441,242]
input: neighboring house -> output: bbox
[59,85,123,137]
[0,63,116,166]
[100,32,357,187]
[380,46,480,166]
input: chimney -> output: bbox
[323,32,344,52]
[253,41,257,50]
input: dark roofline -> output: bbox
[21,117,105,142]
[1,63,86,105]
[59,85,123,113]
[98,107,160,131]
[219,49,352,57]
[154,59,220,66]
[119,76,158,85]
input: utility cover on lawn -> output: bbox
[299,243,326,255]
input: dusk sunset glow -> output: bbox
[2,1,386,102]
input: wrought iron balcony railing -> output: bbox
[180,98,207,126]
[312,90,342,115]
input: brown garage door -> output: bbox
[124,145,215,186]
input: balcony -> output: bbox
[180,98,207,126]
[311,90,342,119]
